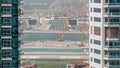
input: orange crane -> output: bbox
[79,18,88,46]
[78,4,88,46]
[58,9,70,41]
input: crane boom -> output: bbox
[58,10,70,41]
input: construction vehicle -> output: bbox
[58,9,70,41]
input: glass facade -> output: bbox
[0,0,19,68]
[104,0,120,68]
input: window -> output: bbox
[94,17,101,22]
[91,0,92,3]
[94,8,101,13]
[2,28,11,36]
[91,8,92,12]
[91,17,92,21]
[2,39,11,47]
[91,39,92,43]
[91,57,93,62]
[1,6,11,15]
[94,58,101,64]
[94,40,101,45]
[94,49,101,54]
[91,26,92,34]
[94,0,101,3]
[3,61,11,67]
[1,0,11,3]
[91,48,93,53]
[2,17,11,25]
[2,50,11,58]
[94,26,101,35]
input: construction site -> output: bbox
[19,0,89,68]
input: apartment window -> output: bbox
[2,50,11,58]
[91,17,92,21]
[91,39,92,43]
[1,0,11,3]
[91,26,92,34]
[94,17,101,22]
[94,8,101,13]
[94,26,101,35]
[3,61,11,67]
[2,17,11,25]
[91,8,92,12]
[1,7,11,15]
[94,0,101,3]
[91,48,93,53]
[94,58,101,64]
[94,40,101,45]
[2,28,11,36]
[105,0,120,3]
[91,57,93,62]
[2,39,11,47]
[94,49,101,54]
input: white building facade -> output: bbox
[89,0,120,68]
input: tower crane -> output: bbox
[79,5,88,46]
[58,9,70,41]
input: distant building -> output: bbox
[49,19,65,31]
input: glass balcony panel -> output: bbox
[105,12,120,15]
[105,50,120,58]
[2,18,11,25]
[2,50,12,58]
[1,0,17,4]
[2,39,11,47]
[105,18,120,24]
[1,0,11,4]
[1,28,11,36]
[105,0,120,5]
[105,41,120,48]
[1,7,11,15]
[2,61,12,67]
[1,17,18,27]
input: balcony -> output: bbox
[105,3,120,7]
[1,36,12,39]
[104,55,120,60]
[1,47,12,50]
[1,0,18,4]
[104,65,120,68]
[104,41,120,50]
[1,4,12,6]
[1,58,12,60]
[106,37,119,41]
[104,12,120,17]
[1,25,12,28]
[104,22,120,27]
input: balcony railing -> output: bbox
[105,12,120,15]
[105,3,120,6]
[104,22,120,27]
[105,41,120,47]
[105,65,120,68]
[105,55,120,58]
[1,0,18,4]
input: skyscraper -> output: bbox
[0,0,19,68]
[89,0,120,68]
